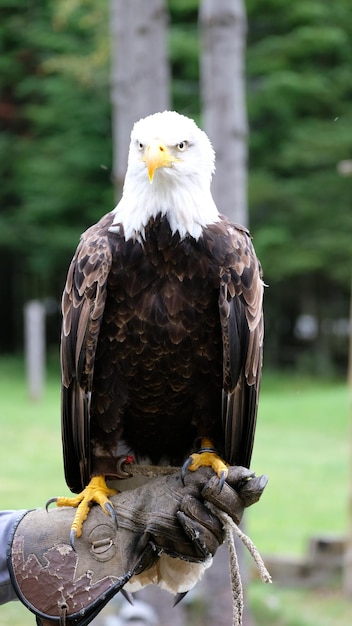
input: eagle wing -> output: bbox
[61,214,113,493]
[219,222,264,468]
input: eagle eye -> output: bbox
[177,141,188,152]
[137,141,144,151]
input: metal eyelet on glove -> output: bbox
[59,602,68,625]
[88,524,117,561]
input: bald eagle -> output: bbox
[58,111,264,548]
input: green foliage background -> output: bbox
[1,0,351,374]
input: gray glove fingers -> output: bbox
[180,494,223,544]
[225,466,255,485]
[202,473,268,525]
[177,509,220,559]
[236,474,268,508]
[202,478,245,525]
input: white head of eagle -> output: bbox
[110,110,220,242]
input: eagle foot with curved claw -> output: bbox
[46,475,118,547]
[181,438,229,489]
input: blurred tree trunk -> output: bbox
[200,0,248,226]
[200,2,255,625]
[109,0,170,198]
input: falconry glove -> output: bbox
[7,466,267,626]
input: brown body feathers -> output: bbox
[61,210,264,493]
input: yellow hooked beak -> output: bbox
[142,139,181,183]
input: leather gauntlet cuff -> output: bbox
[7,507,138,626]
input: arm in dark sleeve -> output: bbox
[0,510,26,605]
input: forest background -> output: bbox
[1,0,352,376]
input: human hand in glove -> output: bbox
[7,466,267,626]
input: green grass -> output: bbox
[0,356,71,510]
[0,357,350,625]
[248,581,352,626]
[246,371,350,626]
[249,371,349,557]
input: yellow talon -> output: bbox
[187,452,229,478]
[55,476,118,539]
[186,438,229,480]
